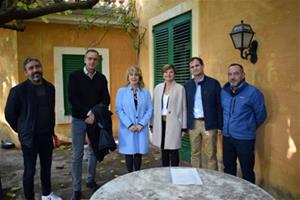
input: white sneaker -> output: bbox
[41,192,63,200]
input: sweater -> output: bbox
[68,69,110,119]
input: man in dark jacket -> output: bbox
[221,63,266,183]
[68,49,110,200]
[184,57,222,170]
[5,57,61,200]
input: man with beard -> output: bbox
[221,63,267,183]
[5,57,61,200]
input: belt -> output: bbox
[194,117,205,121]
[162,116,167,121]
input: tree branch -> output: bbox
[0,22,25,31]
[0,0,99,25]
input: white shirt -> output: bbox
[161,94,169,116]
[84,66,96,79]
[193,81,204,118]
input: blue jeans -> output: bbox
[71,117,97,191]
[222,136,256,183]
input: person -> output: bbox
[68,49,110,200]
[151,64,187,166]
[221,63,267,183]
[116,66,153,172]
[4,57,62,200]
[184,57,223,170]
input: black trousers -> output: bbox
[161,120,179,167]
[21,134,53,200]
[222,136,256,183]
[125,154,142,172]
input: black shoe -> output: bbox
[71,190,81,200]
[86,181,99,192]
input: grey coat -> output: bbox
[151,81,187,149]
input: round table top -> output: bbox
[91,167,274,200]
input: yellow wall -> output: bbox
[0,29,20,145]
[16,22,137,138]
[137,0,299,198]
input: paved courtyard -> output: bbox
[0,144,163,200]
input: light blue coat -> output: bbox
[116,85,153,154]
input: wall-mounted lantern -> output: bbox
[230,20,258,64]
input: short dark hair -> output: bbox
[161,64,176,74]
[189,57,204,66]
[23,57,41,70]
[85,49,99,56]
[228,63,244,73]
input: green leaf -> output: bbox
[16,1,28,10]
[41,17,49,23]
[28,2,39,9]
[83,10,95,18]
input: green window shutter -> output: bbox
[153,11,192,162]
[153,11,191,86]
[62,54,102,115]
[153,27,169,86]
[173,18,191,85]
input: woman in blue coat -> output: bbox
[116,65,153,172]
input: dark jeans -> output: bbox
[222,136,256,183]
[161,120,179,167]
[21,134,53,200]
[125,154,142,172]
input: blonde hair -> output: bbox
[126,65,145,88]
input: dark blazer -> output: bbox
[184,75,223,130]
[5,79,55,148]
[5,79,55,147]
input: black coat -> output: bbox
[5,79,55,148]
[87,104,116,162]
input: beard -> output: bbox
[31,72,42,83]
[229,80,238,87]
[230,79,245,89]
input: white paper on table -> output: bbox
[170,168,203,185]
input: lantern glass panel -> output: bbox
[231,33,242,49]
[243,32,254,48]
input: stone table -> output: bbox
[91,167,275,200]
